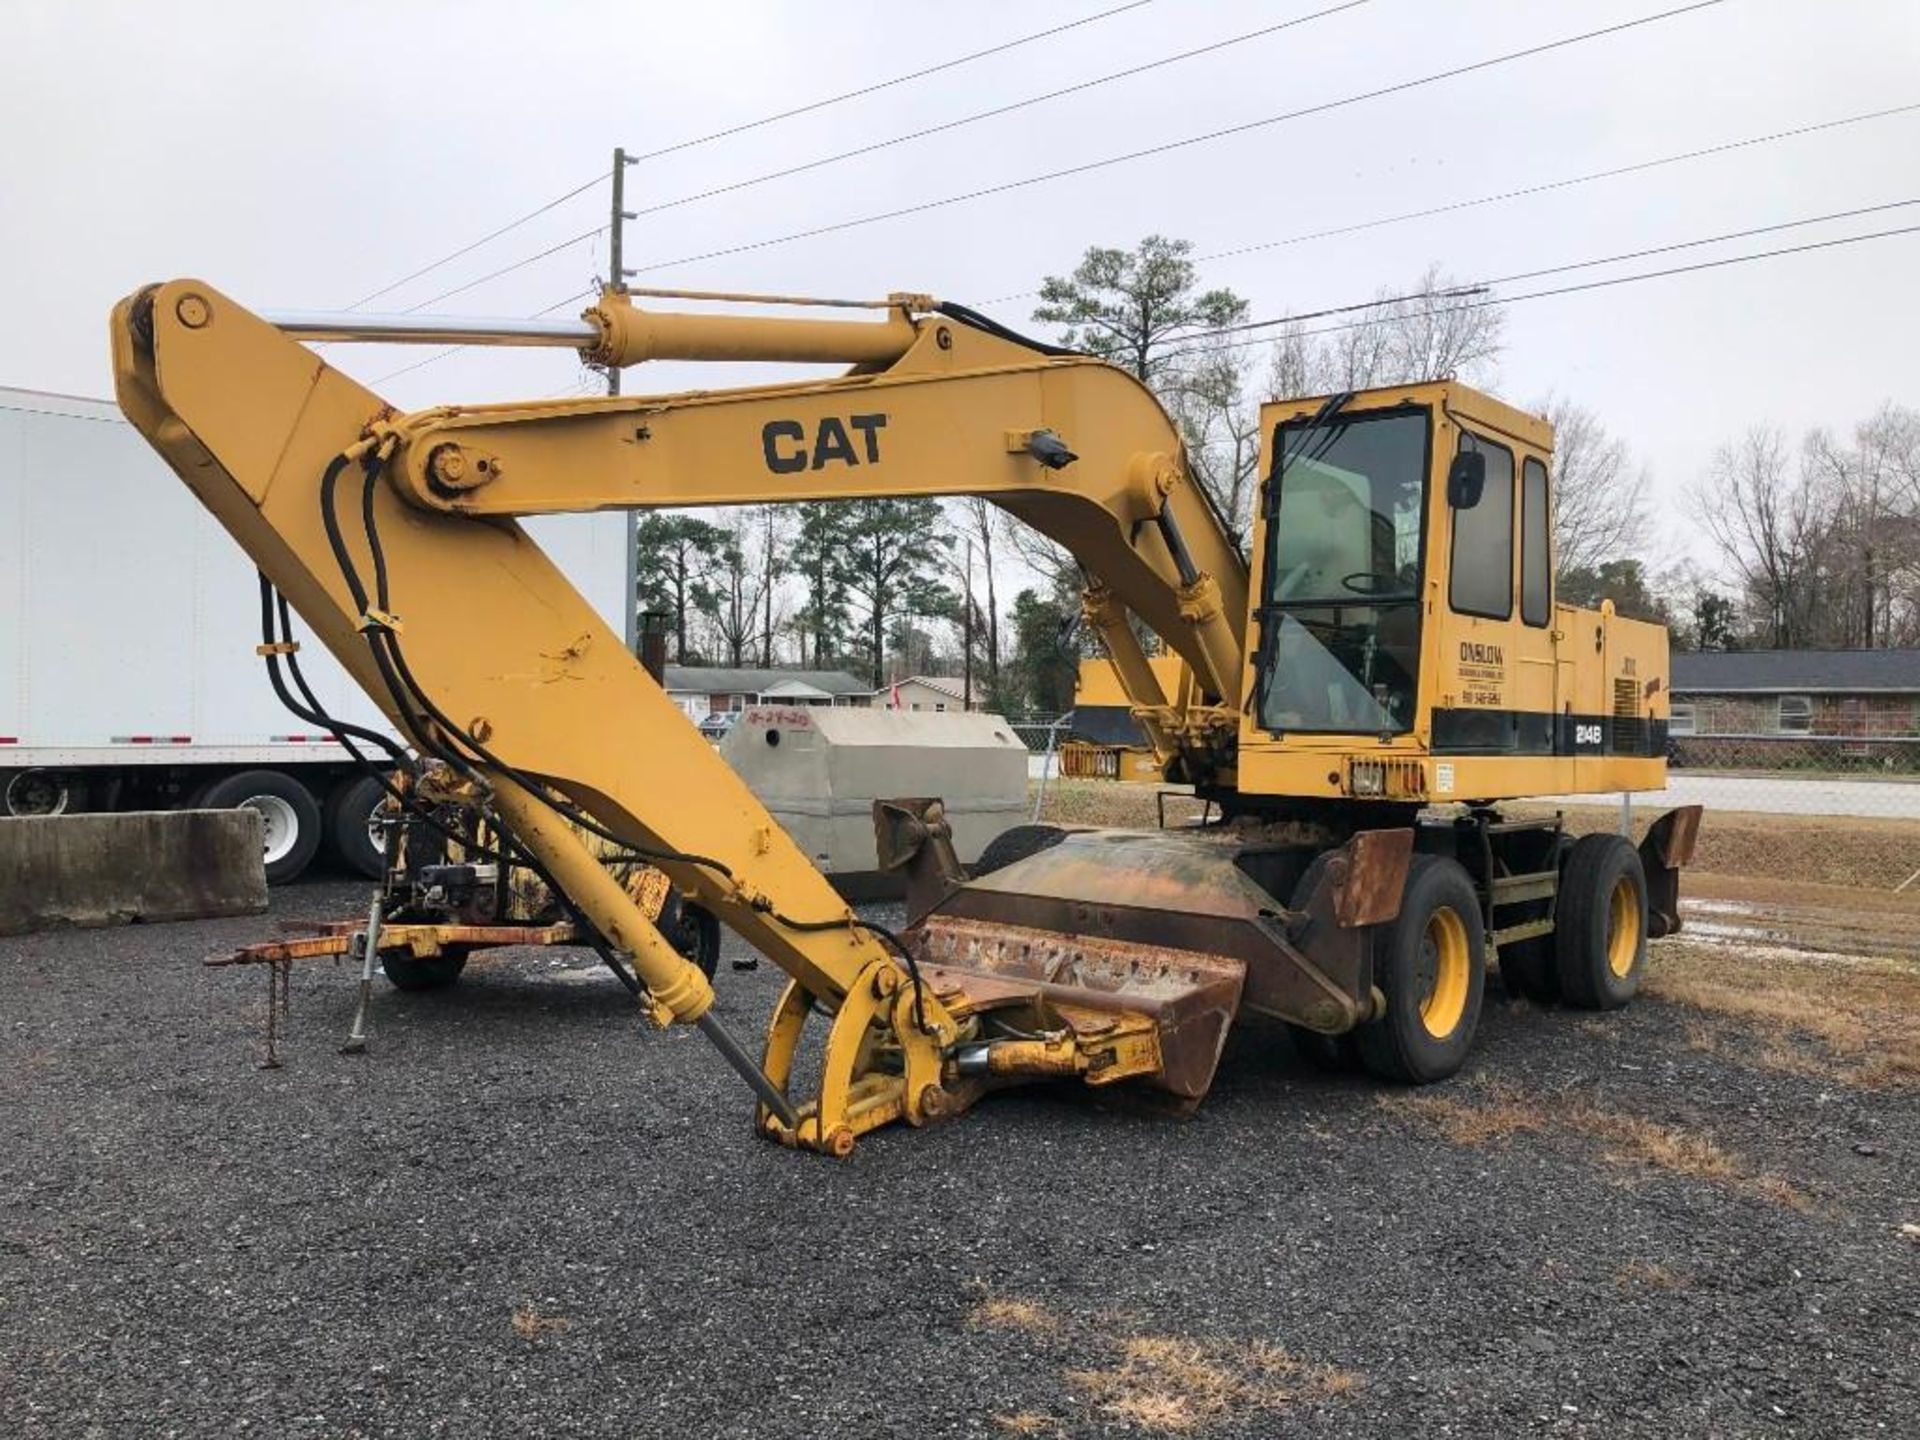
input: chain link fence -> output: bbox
[1606,734,1920,824]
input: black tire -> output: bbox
[1499,836,1572,1004]
[1289,1026,1361,1070]
[1554,833,1649,1010]
[196,769,322,885]
[971,823,1069,880]
[382,946,469,992]
[665,899,721,981]
[1355,854,1486,1084]
[324,774,391,880]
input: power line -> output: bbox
[623,0,1158,165]
[625,1,1729,277]
[978,100,1920,305]
[399,228,607,314]
[1179,198,1920,347]
[630,0,1372,220]
[1160,219,1920,362]
[340,1,1153,309]
[347,172,609,311]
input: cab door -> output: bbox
[1436,427,1556,759]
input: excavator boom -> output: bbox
[109,280,1310,1153]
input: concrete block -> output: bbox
[0,809,267,936]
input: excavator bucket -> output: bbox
[877,801,1412,1103]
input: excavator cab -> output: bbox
[1233,381,1671,809]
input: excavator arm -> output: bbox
[109,280,1259,1153]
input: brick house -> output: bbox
[1670,649,1920,769]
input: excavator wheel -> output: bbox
[1355,855,1486,1084]
[1553,834,1649,1010]
[970,823,1069,879]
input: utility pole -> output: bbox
[611,147,638,651]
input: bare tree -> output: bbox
[1379,263,1505,384]
[1692,427,1833,648]
[951,498,1002,703]
[1538,396,1651,579]
[1278,265,1504,392]
[1165,342,1262,550]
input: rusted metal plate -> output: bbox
[1331,828,1413,929]
[1645,804,1703,870]
[1639,805,1703,938]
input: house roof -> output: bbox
[1671,649,1920,695]
[892,674,970,701]
[662,665,869,697]
[757,678,836,701]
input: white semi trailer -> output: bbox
[0,385,629,882]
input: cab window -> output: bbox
[1448,431,1514,619]
[1521,456,1551,627]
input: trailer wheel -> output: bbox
[324,774,390,880]
[382,947,469,992]
[4,768,75,817]
[1553,834,1648,1010]
[1355,855,1486,1084]
[196,769,322,884]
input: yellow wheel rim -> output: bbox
[1607,876,1642,979]
[1418,906,1471,1038]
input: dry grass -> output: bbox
[1651,942,1920,1088]
[1068,1336,1358,1433]
[972,1291,1358,1435]
[510,1304,570,1341]
[992,1414,1060,1436]
[1380,1081,1812,1211]
[971,1296,1060,1334]
[1616,1259,1689,1291]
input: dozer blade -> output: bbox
[882,809,1412,1105]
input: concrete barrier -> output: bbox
[0,809,268,936]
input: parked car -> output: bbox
[699,711,741,741]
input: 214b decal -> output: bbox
[762,414,887,473]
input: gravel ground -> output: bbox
[3,878,1916,1438]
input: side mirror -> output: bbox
[1447,450,1486,509]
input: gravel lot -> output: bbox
[3,877,1916,1438]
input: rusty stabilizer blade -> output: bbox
[902,826,1412,1103]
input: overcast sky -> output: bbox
[5,0,1917,571]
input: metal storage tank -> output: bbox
[719,705,1028,896]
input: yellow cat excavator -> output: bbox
[111,280,1698,1155]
